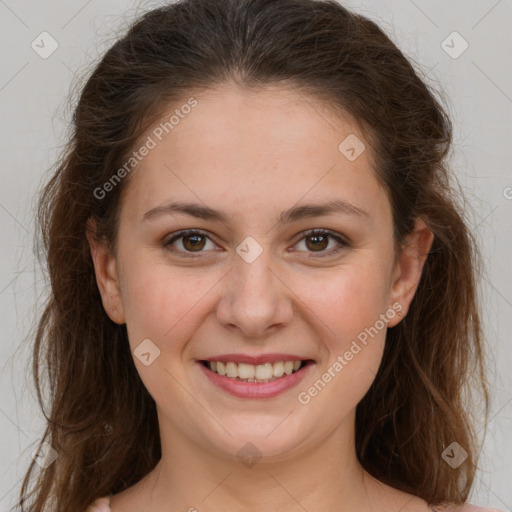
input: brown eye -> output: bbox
[165,230,217,256]
[293,229,349,258]
[181,233,207,251]
[305,233,329,252]
[164,228,348,259]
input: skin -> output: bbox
[87,83,434,512]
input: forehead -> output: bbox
[119,84,390,226]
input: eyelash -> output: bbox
[163,228,349,259]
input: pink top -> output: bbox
[86,496,505,512]
[86,496,111,512]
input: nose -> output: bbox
[215,248,294,339]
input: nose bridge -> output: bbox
[234,243,274,297]
[217,237,293,337]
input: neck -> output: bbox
[135,409,392,512]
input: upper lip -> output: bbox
[200,353,313,365]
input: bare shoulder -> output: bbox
[89,468,160,512]
[85,496,111,511]
[86,496,506,512]
[460,506,505,512]
[434,504,506,512]
[100,482,151,512]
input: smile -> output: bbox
[198,358,315,399]
[202,360,305,383]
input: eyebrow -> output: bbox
[142,199,371,226]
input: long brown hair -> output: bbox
[17,0,489,510]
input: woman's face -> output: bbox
[90,84,431,461]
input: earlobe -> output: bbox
[86,218,126,324]
[387,218,434,327]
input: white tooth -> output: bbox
[273,361,285,377]
[209,361,217,372]
[216,361,226,376]
[238,363,255,379]
[226,362,238,378]
[255,363,274,380]
[293,360,301,371]
[283,361,294,375]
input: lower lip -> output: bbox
[198,361,314,399]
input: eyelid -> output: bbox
[290,228,350,258]
[163,228,350,258]
[164,229,220,257]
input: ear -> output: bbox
[387,218,434,327]
[86,217,126,324]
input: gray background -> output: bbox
[0,0,511,510]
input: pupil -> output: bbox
[182,234,328,252]
[307,235,327,251]
[184,234,205,251]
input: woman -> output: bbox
[17,0,502,511]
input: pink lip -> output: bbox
[198,360,314,399]
[201,353,311,365]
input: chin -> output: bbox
[202,416,308,463]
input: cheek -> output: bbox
[118,258,218,399]
[296,266,389,417]
[295,258,391,400]
[299,259,392,343]
[119,255,217,349]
